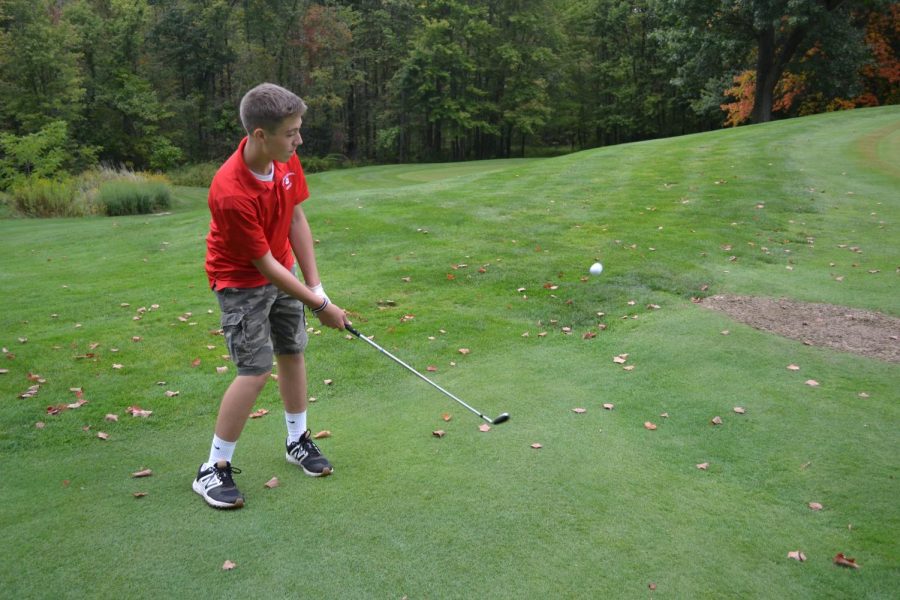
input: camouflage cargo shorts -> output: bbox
[215,284,308,376]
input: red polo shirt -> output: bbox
[205,137,310,290]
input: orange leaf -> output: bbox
[426,365,437,372]
[131,468,153,478]
[249,408,269,419]
[312,430,331,439]
[644,422,657,430]
[442,413,452,422]
[833,553,860,569]
[132,492,148,498]
[191,358,201,368]
[696,462,709,470]
[264,477,279,489]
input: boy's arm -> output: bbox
[288,203,321,288]
[251,251,347,330]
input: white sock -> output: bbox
[285,410,307,443]
[206,434,237,468]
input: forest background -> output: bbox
[0,0,897,189]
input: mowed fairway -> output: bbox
[1,106,897,598]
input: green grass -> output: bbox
[1,106,898,598]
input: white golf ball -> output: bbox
[590,262,604,276]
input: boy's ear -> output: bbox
[250,127,267,141]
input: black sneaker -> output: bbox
[286,430,333,477]
[192,460,245,509]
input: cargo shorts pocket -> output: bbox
[221,310,250,366]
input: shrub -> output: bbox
[9,178,86,217]
[98,180,172,216]
[166,162,220,187]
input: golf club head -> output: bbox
[491,412,510,425]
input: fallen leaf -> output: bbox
[105,414,119,422]
[613,354,629,364]
[191,358,201,368]
[127,406,153,417]
[264,477,279,489]
[35,421,46,429]
[458,348,471,355]
[479,424,491,432]
[442,413,452,422]
[572,407,587,414]
[721,330,730,335]
[733,406,746,414]
[426,365,437,372]
[582,331,597,339]
[858,392,869,398]
[312,430,331,439]
[432,430,446,438]
[833,553,860,569]
[132,492,148,498]
[323,379,334,385]
[644,422,657,430]
[222,560,236,571]
[808,502,823,511]
[696,462,709,470]
[530,443,542,449]
[788,550,807,562]
[97,432,110,440]
[623,365,635,371]
[131,468,153,478]
[787,364,801,371]
[603,403,614,410]
[805,379,820,387]
[711,416,723,425]
[660,412,669,418]
[249,408,269,419]
[648,583,657,591]
[216,366,228,374]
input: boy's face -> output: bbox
[256,114,303,163]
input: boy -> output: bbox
[194,83,348,509]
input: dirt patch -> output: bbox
[698,295,900,363]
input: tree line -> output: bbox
[0,0,896,182]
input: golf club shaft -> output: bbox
[345,325,493,423]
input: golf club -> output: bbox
[345,324,510,425]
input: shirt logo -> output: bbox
[282,173,294,190]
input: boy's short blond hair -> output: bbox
[239,83,308,134]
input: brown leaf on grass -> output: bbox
[805,379,820,387]
[313,430,331,439]
[458,348,471,355]
[808,502,823,511]
[191,358,201,368]
[249,408,269,419]
[833,553,860,569]
[432,430,446,438]
[696,462,709,470]
[35,421,46,429]
[165,390,180,397]
[613,354,629,364]
[711,416,723,425]
[644,422,657,430]
[323,379,334,385]
[20,385,41,399]
[264,477,279,489]
[572,408,587,414]
[582,331,597,339]
[442,413,452,422]
[216,366,228,374]
[788,550,807,562]
[131,469,153,478]
[0,368,8,375]
[222,560,236,571]
[127,406,153,417]
[426,365,437,372]
[132,492,148,498]
[623,365,636,371]
[603,403,614,410]
[97,432,110,440]
[105,414,119,422]
[530,443,543,449]
[479,424,491,432]
[733,406,746,414]
[787,364,800,371]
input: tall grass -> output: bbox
[9,178,88,217]
[98,180,172,216]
